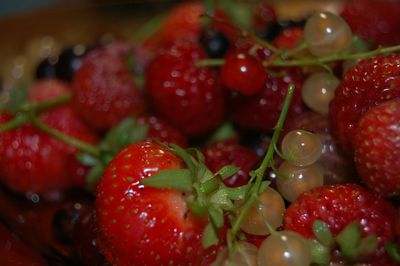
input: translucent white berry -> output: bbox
[257,231,311,266]
[302,72,339,114]
[281,130,323,166]
[212,242,258,266]
[240,187,285,236]
[276,161,324,202]
[304,11,352,57]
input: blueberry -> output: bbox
[35,56,58,80]
[56,45,89,81]
[200,29,230,58]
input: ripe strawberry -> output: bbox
[27,79,71,102]
[146,41,225,137]
[353,99,400,196]
[284,183,396,264]
[229,68,305,133]
[137,115,188,148]
[329,54,400,155]
[341,0,400,46]
[73,42,146,131]
[0,114,71,194]
[143,1,203,50]
[96,141,209,266]
[202,140,259,187]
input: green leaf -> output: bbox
[202,223,219,248]
[386,243,400,262]
[357,235,378,259]
[313,220,335,248]
[187,200,208,217]
[309,239,331,266]
[336,222,362,261]
[207,122,238,144]
[170,144,196,173]
[77,153,99,166]
[0,86,27,112]
[140,169,193,191]
[225,184,250,201]
[216,165,240,179]
[86,164,105,190]
[208,206,224,229]
[209,188,234,211]
[100,117,148,154]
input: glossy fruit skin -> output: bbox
[230,69,305,133]
[354,99,400,196]
[137,115,188,148]
[146,41,225,137]
[341,0,400,46]
[202,140,260,187]
[96,141,208,266]
[220,52,267,95]
[330,54,400,155]
[73,43,146,131]
[284,183,396,263]
[143,1,203,50]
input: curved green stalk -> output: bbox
[19,92,72,113]
[0,115,28,133]
[29,113,99,156]
[230,84,295,238]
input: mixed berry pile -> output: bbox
[1,1,400,265]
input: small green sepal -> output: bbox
[140,169,193,192]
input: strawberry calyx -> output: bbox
[310,220,379,265]
[386,243,400,263]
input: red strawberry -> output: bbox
[341,0,400,46]
[229,68,305,133]
[143,2,204,50]
[96,141,209,266]
[73,42,146,131]
[146,41,225,137]
[202,140,259,187]
[27,79,71,102]
[137,115,188,148]
[353,99,400,196]
[284,183,396,264]
[0,114,71,194]
[329,54,400,155]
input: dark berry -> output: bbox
[35,56,58,80]
[199,29,230,58]
[263,20,306,41]
[56,45,89,81]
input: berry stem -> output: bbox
[266,44,400,67]
[229,84,295,237]
[0,114,29,133]
[28,113,99,156]
[19,92,72,113]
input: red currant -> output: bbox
[220,52,267,95]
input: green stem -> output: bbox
[19,92,72,113]
[250,33,280,54]
[230,84,295,237]
[0,114,29,133]
[29,113,99,156]
[266,44,400,67]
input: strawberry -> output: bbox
[341,0,400,46]
[229,68,305,133]
[73,42,146,131]
[95,141,209,265]
[353,99,400,196]
[143,2,204,50]
[137,114,188,148]
[202,140,259,187]
[0,114,71,194]
[329,54,400,155]
[284,183,396,264]
[146,40,225,138]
